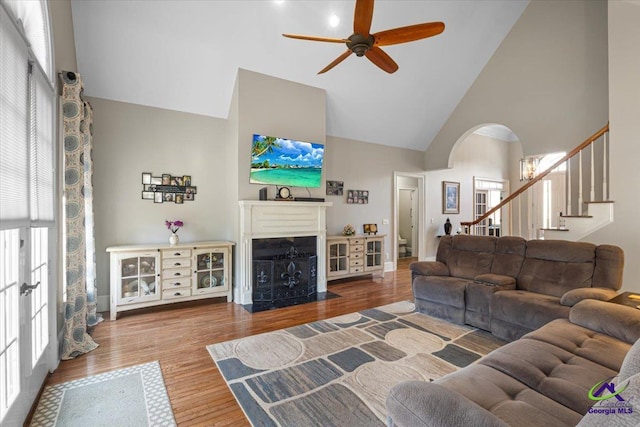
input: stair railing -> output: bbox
[461,123,609,237]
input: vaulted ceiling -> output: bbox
[70,0,528,151]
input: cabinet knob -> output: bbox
[174,282,181,286]
[174,262,181,266]
[174,252,181,256]
[174,272,181,276]
[174,292,181,296]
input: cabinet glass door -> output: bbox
[194,250,227,292]
[366,240,383,269]
[328,241,348,275]
[120,255,159,301]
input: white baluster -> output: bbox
[566,158,572,216]
[518,195,522,237]
[578,151,583,216]
[590,140,595,202]
[603,131,608,200]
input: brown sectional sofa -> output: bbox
[387,299,640,426]
[411,235,624,341]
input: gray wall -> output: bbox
[88,97,230,309]
[589,1,640,293]
[324,135,424,263]
[424,133,513,257]
[425,0,608,170]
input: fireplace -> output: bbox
[252,236,317,304]
[237,201,331,305]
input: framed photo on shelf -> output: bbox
[442,181,460,214]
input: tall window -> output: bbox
[0,1,55,422]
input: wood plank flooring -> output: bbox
[36,258,417,426]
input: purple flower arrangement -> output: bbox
[165,220,184,234]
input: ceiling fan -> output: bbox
[283,0,445,74]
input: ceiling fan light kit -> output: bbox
[283,0,445,74]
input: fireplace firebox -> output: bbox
[252,236,317,305]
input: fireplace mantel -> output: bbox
[236,200,332,304]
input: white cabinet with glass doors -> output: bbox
[327,235,385,281]
[108,241,234,320]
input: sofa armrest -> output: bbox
[570,299,640,344]
[560,287,619,307]
[410,261,450,277]
[473,273,516,288]
[387,381,508,427]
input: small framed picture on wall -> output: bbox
[442,181,460,214]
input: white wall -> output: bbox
[425,133,512,256]
[588,1,640,292]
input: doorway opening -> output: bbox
[393,172,425,271]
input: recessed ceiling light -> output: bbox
[328,13,340,28]
[274,0,285,5]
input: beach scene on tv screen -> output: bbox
[250,134,324,188]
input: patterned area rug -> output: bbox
[30,361,175,427]
[207,301,506,426]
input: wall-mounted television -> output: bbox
[250,134,324,188]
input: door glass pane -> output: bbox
[1,229,20,423]
[30,227,48,367]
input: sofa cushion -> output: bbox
[560,287,618,307]
[386,380,509,427]
[447,235,496,280]
[409,261,449,277]
[570,299,640,345]
[436,364,583,427]
[479,335,620,415]
[491,290,570,331]
[412,275,467,308]
[518,240,596,297]
[592,244,625,290]
[619,338,640,382]
[435,235,453,263]
[523,319,630,373]
[491,236,526,278]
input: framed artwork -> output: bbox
[443,181,460,214]
[363,223,378,235]
[326,180,344,196]
[347,189,369,204]
[143,172,197,203]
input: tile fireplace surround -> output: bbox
[237,200,332,305]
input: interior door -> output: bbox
[1,227,51,425]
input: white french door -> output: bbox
[1,228,52,426]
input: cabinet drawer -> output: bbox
[350,266,364,273]
[351,252,363,260]
[163,288,192,299]
[350,259,363,267]
[162,267,191,279]
[350,239,364,245]
[350,245,364,253]
[163,278,191,289]
[162,257,191,269]
[162,249,192,259]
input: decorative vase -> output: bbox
[444,218,452,235]
[169,233,179,246]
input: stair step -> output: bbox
[585,200,614,204]
[540,227,570,231]
[560,215,593,218]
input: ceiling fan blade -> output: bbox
[373,22,445,46]
[365,46,398,74]
[353,0,374,36]
[318,50,353,74]
[283,34,348,44]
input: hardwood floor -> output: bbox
[37,258,416,426]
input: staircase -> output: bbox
[462,124,612,241]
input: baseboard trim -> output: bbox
[384,261,394,272]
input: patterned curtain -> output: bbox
[60,71,101,360]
